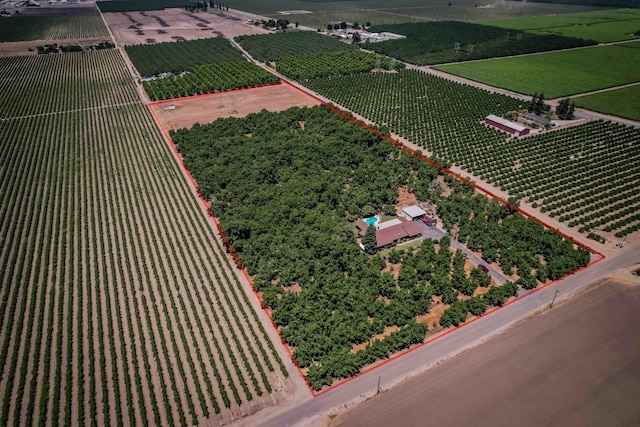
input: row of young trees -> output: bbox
[275,50,404,81]
[0,51,287,426]
[236,31,355,63]
[125,37,246,76]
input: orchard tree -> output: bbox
[363,225,378,255]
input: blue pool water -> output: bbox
[365,217,378,226]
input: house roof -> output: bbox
[376,219,423,248]
[485,114,528,133]
[355,219,368,234]
[402,205,427,218]
[377,226,408,248]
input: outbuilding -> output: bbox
[485,114,529,136]
[402,205,427,221]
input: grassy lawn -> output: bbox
[478,8,640,42]
[434,43,640,98]
[378,238,422,258]
[575,84,640,120]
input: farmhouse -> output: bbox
[485,114,530,136]
[376,217,422,248]
[402,205,427,221]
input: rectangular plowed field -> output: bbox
[150,83,321,130]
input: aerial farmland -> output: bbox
[0,0,638,426]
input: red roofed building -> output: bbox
[375,217,422,248]
[485,114,530,136]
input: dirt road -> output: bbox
[335,274,640,427]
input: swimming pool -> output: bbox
[364,217,378,226]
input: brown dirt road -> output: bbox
[333,273,640,427]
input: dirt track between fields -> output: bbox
[150,83,321,131]
[333,273,640,427]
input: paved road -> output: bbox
[255,244,639,427]
[336,276,640,427]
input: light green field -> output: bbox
[435,42,640,98]
[479,8,640,43]
[575,84,640,120]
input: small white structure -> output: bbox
[380,32,406,40]
[402,205,427,221]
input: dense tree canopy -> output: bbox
[366,21,596,65]
[172,105,591,390]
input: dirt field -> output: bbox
[104,9,268,45]
[151,83,321,131]
[333,272,640,427]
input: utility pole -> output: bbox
[549,289,559,309]
[376,375,381,395]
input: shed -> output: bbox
[485,114,529,136]
[523,112,550,127]
[402,205,427,221]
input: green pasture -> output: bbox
[575,84,640,120]
[434,43,640,98]
[479,8,640,43]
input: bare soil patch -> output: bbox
[416,296,449,331]
[395,187,418,214]
[350,326,401,354]
[104,9,268,45]
[151,84,321,131]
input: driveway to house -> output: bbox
[420,222,509,285]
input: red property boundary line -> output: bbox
[146,82,606,399]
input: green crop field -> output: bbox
[0,13,109,42]
[575,84,640,121]
[434,42,640,98]
[479,8,640,43]
[0,50,288,426]
[227,0,606,29]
